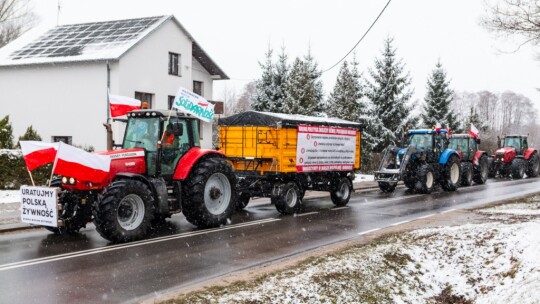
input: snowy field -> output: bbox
[172,198,540,304]
[0,190,19,204]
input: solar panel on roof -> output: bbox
[8,16,163,61]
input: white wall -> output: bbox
[0,62,108,150]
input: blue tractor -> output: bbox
[374,129,462,194]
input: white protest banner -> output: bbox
[20,185,59,227]
[172,87,215,122]
[296,124,357,172]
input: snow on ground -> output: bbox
[354,174,374,182]
[0,190,19,204]
[175,200,540,304]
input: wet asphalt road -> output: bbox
[1,178,540,303]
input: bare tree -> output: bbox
[481,0,540,49]
[0,0,37,48]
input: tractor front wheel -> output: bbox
[441,155,461,192]
[415,164,435,194]
[526,153,540,177]
[93,179,155,242]
[473,155,489,184]
[182,157,237,228]
[511,158,525,179]
[460,162,473,187]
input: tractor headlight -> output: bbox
[69,177,76,185]
[62,176,68,184]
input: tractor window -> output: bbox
[523,138,528,149]
[191,120,201,147]
[504,137,521,150]
[123,117,160,152]
[469,138,477,152]
[407,134,432,150]
[161,119,191,176]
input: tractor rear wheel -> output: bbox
[487,156,496,178]
[93,179,155,242]
[441,155,461,192]
[473,155,489,184]
[331,177,353,206]
[415,164,435,194]
[236,193,251,211]
[182,157,237,228]
[45,178,92,235]
[511,158,525,179]
[460,162,473,187]
[274,182,303,214]
[526,153,540,177]
[378,182,397,193]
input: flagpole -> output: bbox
[160,108,174,143]
[27,169,35,187]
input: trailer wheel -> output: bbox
[526,153,540,177]
[236,193,250,211]
[415,164,435,194]
[331,178,353,206]
[511,158,525,179]
[93,179,155,242]
[45,178,92,235]
[182,157,237,228]
[460,162,473,187]
[378,182,396,193]
[274,182,302,214]
[441,155,461,192]
[473,155,488,184]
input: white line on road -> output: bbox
[358,228,381,235]
[440,208,457,214]
[416,213,437,220]
[295,212,319,217]
[390,220,411,226]
[0,218,281,272]
[331,207,350,211]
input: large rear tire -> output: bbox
[473,155,489,184]
[460,162,473,187]
[93,179,155,242]
[487,156,496,178]
[45,178,92,235]
[415,164,435,194]
[331,177,353,206]
[511,158,525,179]
[441,155,461,192]
[182,157,237,228]
[274,182,302,214]
[526,153,540,177]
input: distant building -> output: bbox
[0,15,227,150]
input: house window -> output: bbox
[135,91,153,109]
[193,81,203,96]
[52,136,72,145]
[169,52,180,76]
[168,95,176,110]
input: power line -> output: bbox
[322,0,392,74]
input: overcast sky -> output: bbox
[30,0,540,109]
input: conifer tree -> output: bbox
[17,125,42,146]
[271,46,289,113]
[366,38,414,151]
[327,61,359,120]
[421,60,458,131]
[0,115,14,149]
[252,47,275,112]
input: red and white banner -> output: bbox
[53,142,111,183]
[19,141,59,171]
[296,124,357,172]
[469,123,479,138]
[109,94,141,118]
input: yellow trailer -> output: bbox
[218,111,362,214]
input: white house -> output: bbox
[0,15,227,150]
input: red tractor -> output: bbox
[448,134,489,186]
[48,110,237,242]
[488,135,540,179]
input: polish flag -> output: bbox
[109,94,141,118]
[469,123,479,138]
[435,122,442,132]
[19,141,59,171]
[53,142,111,183]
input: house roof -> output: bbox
[0,15,229,79]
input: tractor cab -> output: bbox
[500,135,528,156]
[404,129,449,163]
[448,134,480,162]
[122,110,200,179]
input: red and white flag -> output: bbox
[469,123,479,138]
[53,142,111,183]
[435,122,442,132]
[19,141,59,171]
[109,94,141,118]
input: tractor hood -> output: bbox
[494,147,516,163]
[98,148,147,177]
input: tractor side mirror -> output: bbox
[171,123,183,136]
[476,138,481,145]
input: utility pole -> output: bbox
[57,0,62,25]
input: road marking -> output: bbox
[358,194,425,205]
[390,220,411,226]
[331,206,350,211]
[358,228,381,235]
[295,212,319,217]
[0,218,281,272]
[440,208,457,214]
[417,213,437,219]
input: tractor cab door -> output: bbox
[160,118,192,177]
[521,137,528,156]
[467,137,477,161]
[432,134,446,163]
